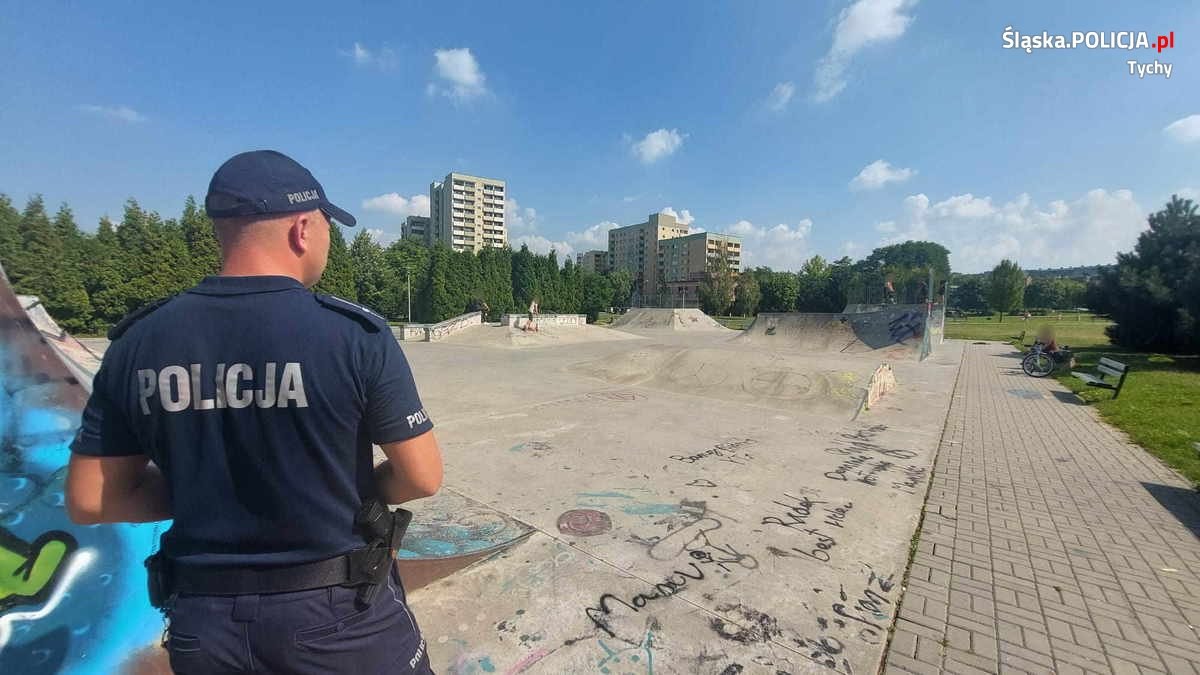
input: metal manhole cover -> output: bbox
[557,509,612,536]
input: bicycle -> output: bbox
[1021,340,1073,377]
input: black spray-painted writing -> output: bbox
[670,438,756,465]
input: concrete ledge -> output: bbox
[498,313,586,328]
[427,312,483,341]
[392,312,483,341]
[392,325,429,341]
[862,362,898,412]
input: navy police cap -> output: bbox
[205,150,356,227]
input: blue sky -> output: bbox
[1,0,1196,272]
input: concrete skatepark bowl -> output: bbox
[0,288,961,674]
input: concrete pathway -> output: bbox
[884,342,1200,675]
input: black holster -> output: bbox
[349,500,413,607]
[145,550,173,610]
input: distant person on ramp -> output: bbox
[65,150,442,674]
[524,297,540,332]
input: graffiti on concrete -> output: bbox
[0,529,77,613]
[585,501,757,640]
[668,438,755,466]
[887,311,924,343]
[0,271,173,674]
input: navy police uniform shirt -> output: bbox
[70,275,434,567]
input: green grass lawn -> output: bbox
[946,314,1199,486]
[945,313,1112,348]
[714,316,753,330]
[1055,351,1200,485]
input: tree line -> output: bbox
[0,193,643,331]
[0,193,956,332]
[702,240,952,317]
[949,269,1089,317]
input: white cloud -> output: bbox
[504,197,540,235]
[363,228,400,246]
[1164,114,1200,143]
[813,0,918,102]
[504,197,574,263]
[428,48,488,101]
[931,193,994,219]
[724,219,813,271]
[850,159,916,190]
[660,206,694,225]
[622,195,639,203]
[767,81,796,111]
[877,188,1147,272]
[340,42,397,70]
[513,234,574,261]
[361,193,430,219]
[566,220,620,250]
[1177,188,1199,201]
[632,129,685,164]
[77,104,146,123]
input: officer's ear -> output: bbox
[289,212,315,254]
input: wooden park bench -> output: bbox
[1071,357,1130,399]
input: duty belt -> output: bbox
[147,502,412,609]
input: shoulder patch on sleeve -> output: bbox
[315,294,387,332]
[107,295,175,340]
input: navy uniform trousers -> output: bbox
[165,567,434,674]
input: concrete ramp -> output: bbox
[17,295,104,391]
[611,307,730,332]
[736,305,935,360]
[0,272,534,673]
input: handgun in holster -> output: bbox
[145,550,173,611]
[350,500,413,608]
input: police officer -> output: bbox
[65,150,443,674]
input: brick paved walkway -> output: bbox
[884,342,1200,675]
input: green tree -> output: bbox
[422,244,456,321]
[10,195,56,293]
[560,257,584,314]
[0,194,20,271]
[987,259,1026,322]
[313,224,356,299]
[46,204,92,331]
[580,271,613,322]
[755,268,799,312]
[796,255,837,311]
[1097,196,1200,352]
[83,216,127,327]
[732,271,761,316]
[511,245,538,310]
[349,230,393,315]
[476,246,514,320]
[180,196,221,284]
[608,268,634,309]
[384,239,431,322]
[1024,277,1066,310]
[950,276,988,313]
[699,247,736,315]
[860,241,951,305]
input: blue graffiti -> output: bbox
[0,336,166,673]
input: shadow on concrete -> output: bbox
[1141,482,1200,538]
[1050,390,1086,406]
